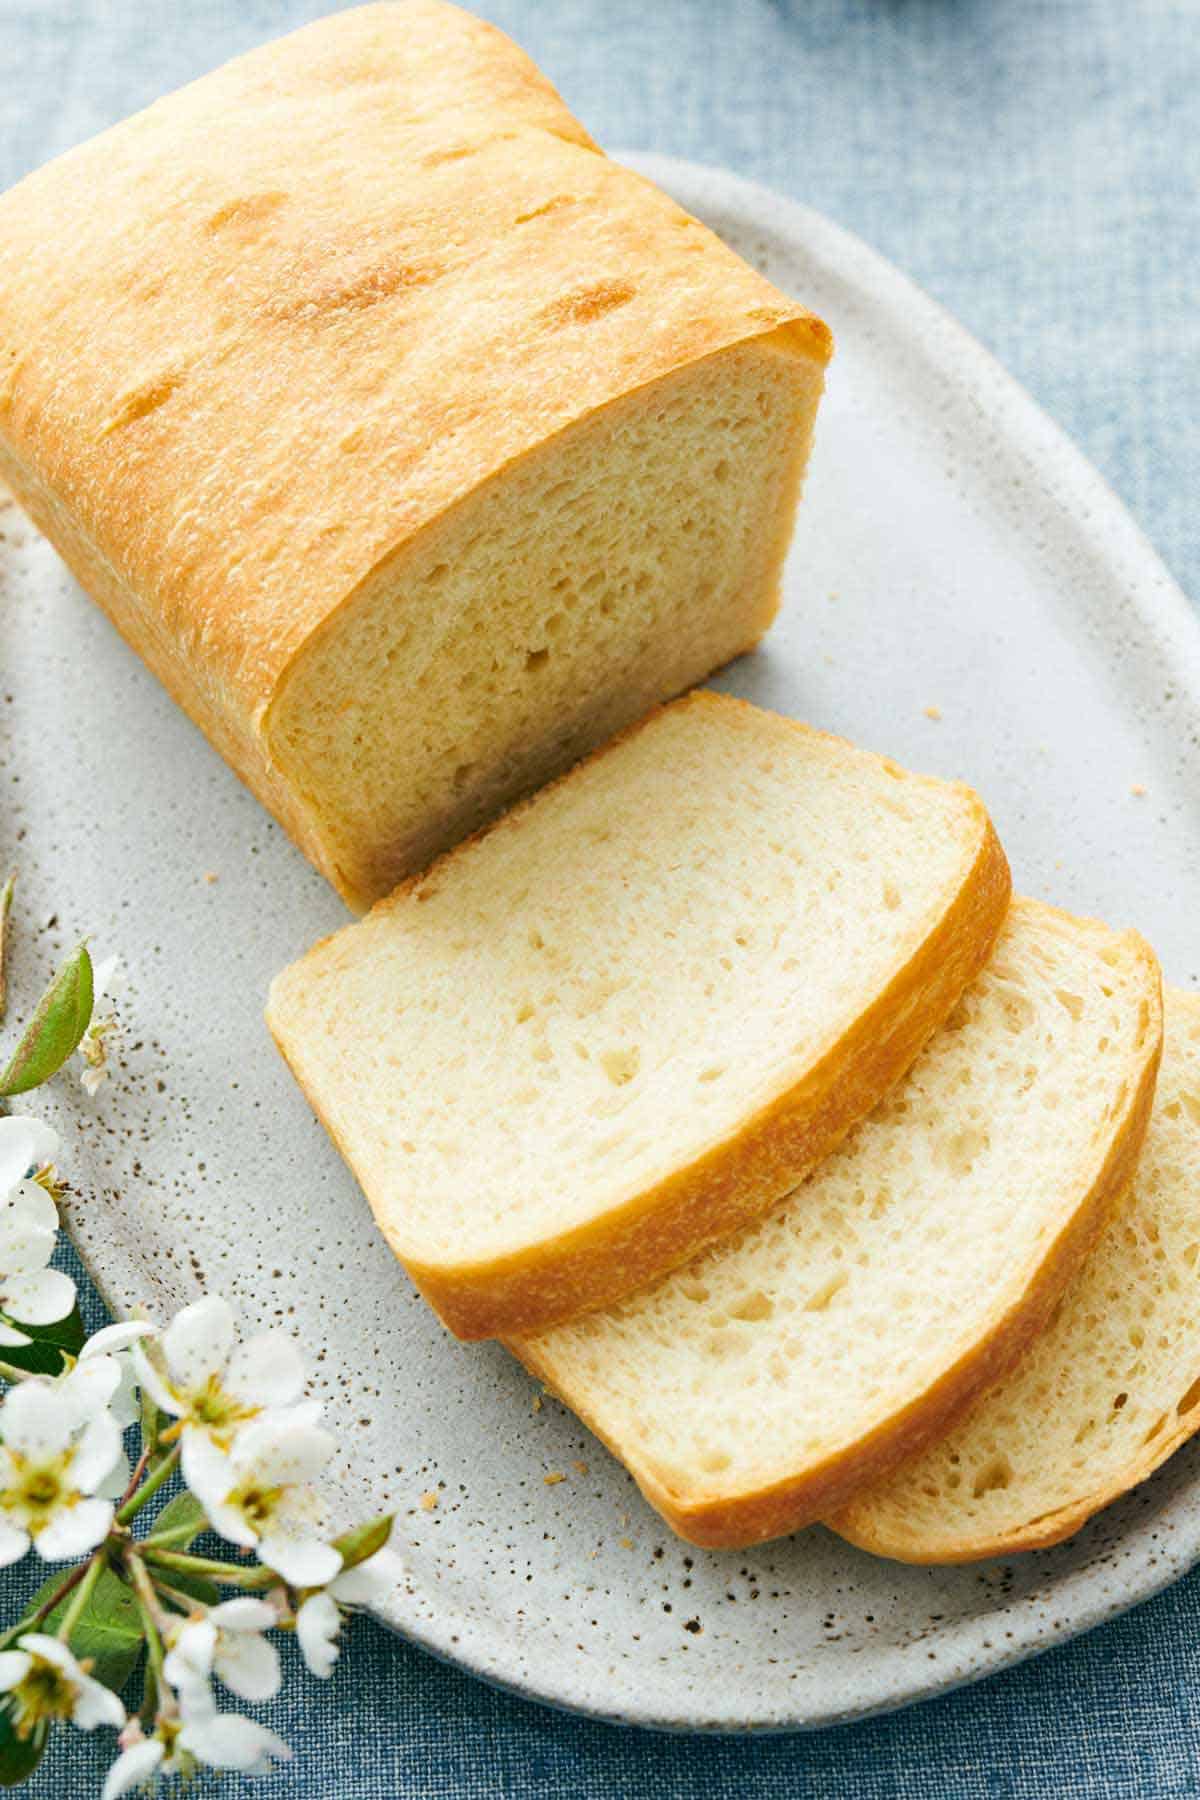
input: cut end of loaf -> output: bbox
[515,900,1162,1548]
[267,691,1008,1340]
[265,334,825,910]
[831,986,1199,1565]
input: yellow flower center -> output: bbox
[230,1482,285,1529]
[32,1166,66,1206]
[159,1374,259,1447]
[2,1456,70,1529]
[10,1659,77,1737]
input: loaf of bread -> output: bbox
[830,986,1200,1563]
[511,901,1162,1547]
[267,693,1009,1339]
[0,2,831,909]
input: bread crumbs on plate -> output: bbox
[1130,783,1147,797]
[419,1490,439,1511]
[924,704,942,721]
[544,1471,566,1486]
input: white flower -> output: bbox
[0,1632,124,1736]
[0,1378,122,1563]
[104,1667,291,1791]
[79,1321,155,1429]
[78,954,123,1096]
[131,1295,306,1488]
[103,1732,171,1799]
[178,1707,292,1776]
[0,1117,58,1197]
[296,1544,405,1678]
[185,1410,341,1586]
[0,1119,73,1346]
[163,1598,281,1705]
[295,1591,339,1678]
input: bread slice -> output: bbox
[0,2,831,910]
[830,986,1199,1563]
[512,900,1162,1547]
[267,692,1009,1339]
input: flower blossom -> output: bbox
[296,1543,405,1678]
[0,1378,123,1564]
[0,1633,124,1737]
[103,1687,291,1796]
[131,1294,307,1489]
[78,954,123,1097]
[186,1409,341,1587]
[163,1598,281,1705]
[0,1117,74,1345]
[78,1320,156,1430]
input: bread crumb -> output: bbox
[924,705,942,721]
[1130,783,1147,797]
[572,1460,589,1475]
[203,871,219,884]
[530,1394,543,1414]
[544,1471,566,1486]
[419,1490,438,1511]
[618,1536,634,1549]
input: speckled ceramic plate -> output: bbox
[2,155,1199,1733]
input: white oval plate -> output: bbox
[3,155,1199,1734]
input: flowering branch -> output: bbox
[0,883,400,1793]
[115,1445,180,1526]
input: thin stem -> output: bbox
[56,1552,104,1643]
[149,1576,209,1617]
[140,1517,202,1551]
[0,1560,88,1651]
[142,1547,278,1590]
[140,1387,162,1466]
[116,1442,180,1526]
[125,1552,166,1683]
[0,1357,35,1385]
[118,1446,151,1511]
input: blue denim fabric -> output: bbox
[1,2,1198,1792]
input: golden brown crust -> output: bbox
[460,779,1009,1338]
[0,2,830,901]
[267,693,1010,1341]
[513,908,1162,1549]
[828,983,1193,1565]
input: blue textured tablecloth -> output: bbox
[2,1,1199,1793]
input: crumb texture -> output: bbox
[519,901,1160,1514]
[268,694,989,1271]
[835,987,1200,1560]
[269,340,820,904]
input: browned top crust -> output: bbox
[0,1,830,744]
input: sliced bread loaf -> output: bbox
[0,2,831,909]
[511,900,1162,1546]
[267,692,1009,1339]
[830,986,1200,1563]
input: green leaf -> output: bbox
[332,1512,393,1571]
[0,1709,45,1788]
[29,1566,143,1696]
[0,1307,86,1378]
[0,943,93,1097]
[143,1488,207,1552]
